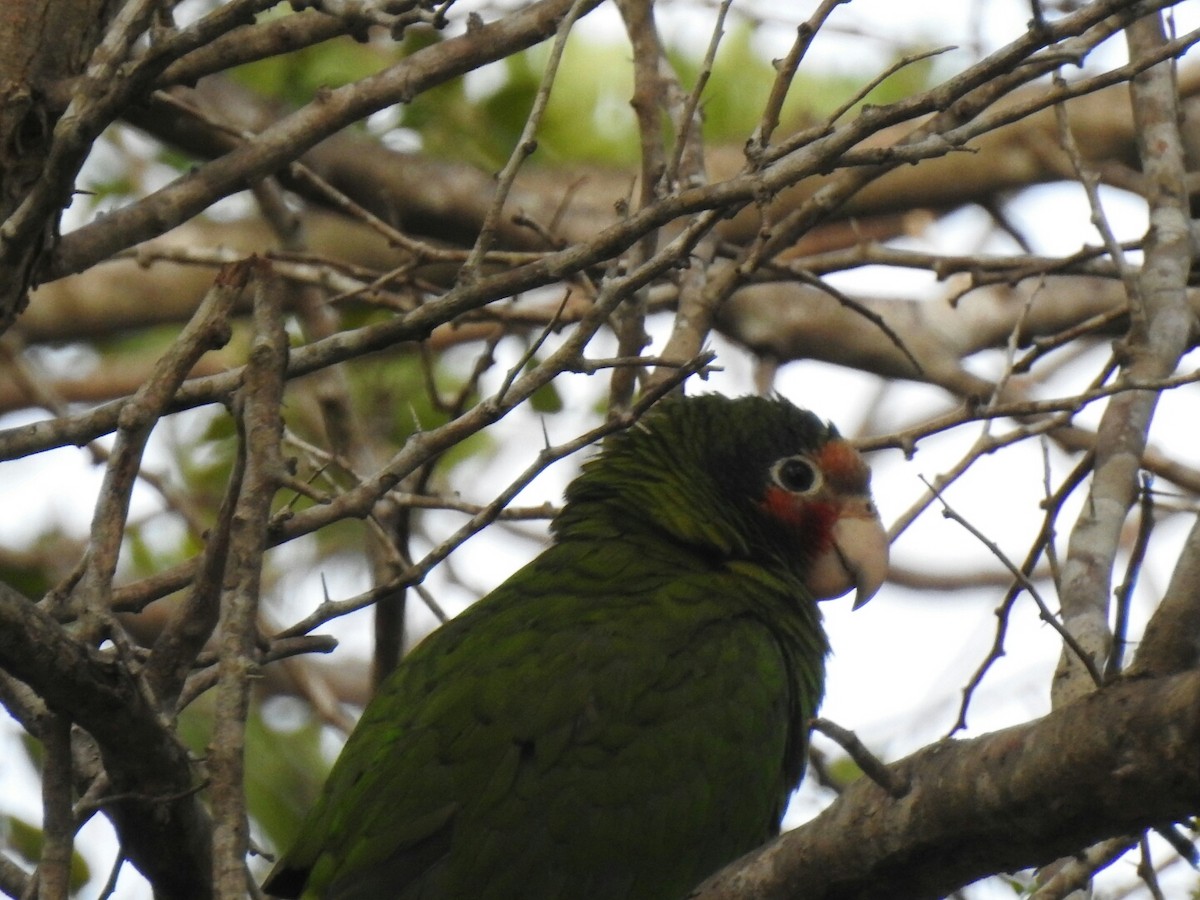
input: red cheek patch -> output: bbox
[760,485,803,527]
[760,486,838,552]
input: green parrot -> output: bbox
[263,393,888,899]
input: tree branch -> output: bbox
[0,581,212,899]
[1053,8,1197,705]
[1132,509,1200,676]
[209,266,288,895]
[47,0,606,282]
[692,670,1200,900]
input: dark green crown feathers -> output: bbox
[553,394,839,562]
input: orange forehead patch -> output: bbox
[814,440,869,493]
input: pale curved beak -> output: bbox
[805,498,890,608]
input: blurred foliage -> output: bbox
[176,693,331,854]
[1001,873,1033,895]
[123,519,204,581]
[823,753,865,788]
[526,357,565,414]
[672,24,791,143]
[0,542,57,599]
[231,31,390,107]
[536,39,637,165]
[2,814,91,892]
[228,19,935,170]
[344,351,480,453]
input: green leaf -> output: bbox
[3,814,92,892]
[176,693,330,854]
[825,754,865,787]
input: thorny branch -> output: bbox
[1052,10,1197,706]
[209,269,288,896]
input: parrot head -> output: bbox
[555,393,888,608]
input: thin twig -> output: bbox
[811,718,907,798]
[1107,473,1154,678]
[277,352,711,638]
[764,44,957,167]
[459,0,593,281]
[948,450,1094,735]
[1050,70,1140,309]
[1138,832,1168,900]
[922,476,1105,689]
[746,0,846,162]
[789,268,923,376]
[666,0,732,185]
[1028,835,1138,899]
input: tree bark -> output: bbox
[693,671,1200,900]
[0,0,119,328]
[0,581,213,899]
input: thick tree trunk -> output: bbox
[0,0,119,329]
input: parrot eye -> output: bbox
[771,456,821,495]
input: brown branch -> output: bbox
[0,0,119,330]
[67,260,243,633]
[691,670,1200,900]
[48,0,606,282]
[0,854,32,900]
[608,0,667,411]
[209,267,288,895]
[1131,507,1200,676]
[36,714,73,900]
[0,581,212,899]
[1052,9,1198,706]
[157,8,352,88]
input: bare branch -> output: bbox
[209,267,288,896]
[459,0,593,280]
[0,581,212,898]
[1132,508,1200,676]
[692,671,1200,900]
[47,0,606,282]
[1053,9,1198,705]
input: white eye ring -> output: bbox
[771,456,822,495]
